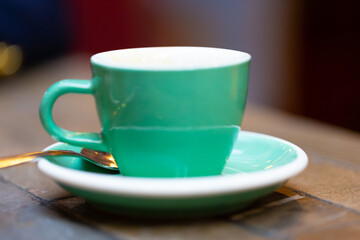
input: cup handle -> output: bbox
[39,79,108,152]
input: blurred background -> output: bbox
[0,0,359,153]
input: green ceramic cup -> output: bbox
[39,47,250,177]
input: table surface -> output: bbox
[0,55,359,240]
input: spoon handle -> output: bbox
[0,150,81,168]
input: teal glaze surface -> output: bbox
[108,126,239,177]
[91,63,249,127]
[42,132,297,217]
[223,133,297,174]
[39,47,250,177]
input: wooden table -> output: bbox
[1,55,359,239]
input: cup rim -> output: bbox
[90,46,251,71]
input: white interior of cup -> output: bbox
[91,47,251,70]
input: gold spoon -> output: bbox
[0,149,118,170]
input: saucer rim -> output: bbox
[37,131,308,198]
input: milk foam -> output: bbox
[91,47,250,70]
